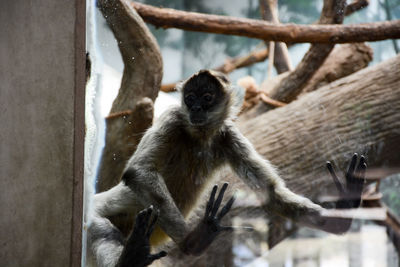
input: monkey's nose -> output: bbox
[191,106,202,112]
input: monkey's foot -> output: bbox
[117,206,167,267]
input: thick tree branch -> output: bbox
[131,1,400,43]
[96,0,163,192]
[299,42,373,94]
[239,54,400,197]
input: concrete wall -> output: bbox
[0,0,85,266]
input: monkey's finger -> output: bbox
[357,156,366,171]
[148,251,167,263]
[135,206,153,236]
[146,209,159,238]
[205,185,218,218]
[133,207,150,234]
[217,195,235,220]
[326,161,344,194]
[355,156,366,180]
[143,205,153,225]
[346,153,358,178]
[211,183,229,217]
[349,156,365,183]
[351,156,366,191]
[355,162,367,192]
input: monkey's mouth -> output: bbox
[189,114,207,126]
[190,119,206,126]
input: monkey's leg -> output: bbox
[93,182,138,217]
[89,215,125,267]
[90,182,166,267]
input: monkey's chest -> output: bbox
[160,147,215,215]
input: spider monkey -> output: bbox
[88,69,366,266]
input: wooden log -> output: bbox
[238,55,400,197]
[130,1,400,43]
[96,0,163,192]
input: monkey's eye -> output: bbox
[203,93,213,102]
[185,94,196,104]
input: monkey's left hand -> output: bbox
[117,206,167,267]
[181,183,235,256]
[326,153,366,210]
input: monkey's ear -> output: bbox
[175,80,186,92]
[197,69,230,86]
[208,70,230,84]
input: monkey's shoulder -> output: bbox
[152,106,187,132]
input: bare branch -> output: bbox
[259,0,292,73]
[215,48,269,73]
[345,0,369,16]
[160,48,269,93]
[252,0,347,115]
[131,1,400,43]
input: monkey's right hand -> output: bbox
[117,206,167,267]
[181,183,235,256]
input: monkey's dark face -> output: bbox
[183,72,225,126]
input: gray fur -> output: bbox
[89,69,322,266]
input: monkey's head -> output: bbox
[180,70,235,128]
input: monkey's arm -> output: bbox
[274,153,366,234]
[123,168,189,245]
[224,126,366,233]
[224,126,323,221]
[311,153,366,234]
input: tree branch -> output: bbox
[131,1,400,43]
[345,0,369,16]
[259,0,292,73]
[160,47,269,93]
[247,0,346,116]
[96,0,163,192]
[215,48,269,74]
[298,42,373,95]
